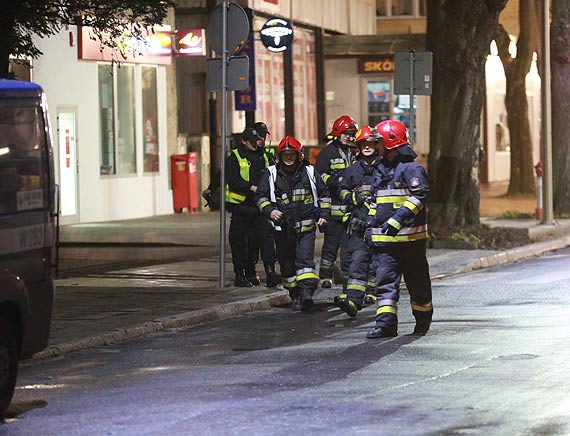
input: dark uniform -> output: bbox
[256,159,331,309]
[336,156,380,314]
[365,144,433,337]
[226,138,277,287]
[314,140,355,286]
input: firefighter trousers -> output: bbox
[318,219,349,283]
[274,228,319,301]
[342,233,376,307]
[372,240,433,331]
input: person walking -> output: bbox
[255,136,331,311]
[335,126,382,317]
[365,120,433,338]
[315,115,358,288]
[226,127,279,287]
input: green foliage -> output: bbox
[450,232,480,244]
[0,0,175,77]
[498,210,535,220]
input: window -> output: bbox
[98,64,137,175]
[142,66,159,173]
[0,105,47,214]
[99,64,115,175]
[377,0,426,18]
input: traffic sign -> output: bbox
[394,51,433,96]
[206,2,249,55]
[207,56,249,92]
[260,18,293,52]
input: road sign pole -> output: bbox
[409,50,415,147]
[219,0,228,288]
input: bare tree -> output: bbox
[0,0,175,79]
[427,0,508,227]
[551,0,570,214]
[493,0,539,196]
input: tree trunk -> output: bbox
[427,0,507,227]
[551,1,570,214]
[494,0,539,196]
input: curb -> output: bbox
[29,236,570,362]
[433,235,570,279]
[31,290,289,362]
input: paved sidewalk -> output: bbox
[33,195,570,361]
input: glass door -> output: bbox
[57,108,79,223]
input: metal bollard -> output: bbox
[534,162,543,220]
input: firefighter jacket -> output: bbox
[225,144,274,215]
[314,140,356,221]
[366,146,429,247]
[339,156,381,237]
[255,161,331,234]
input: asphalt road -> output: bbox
[5,248,570,436]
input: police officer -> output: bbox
[335,126,382,317]
[249,121,280,287]
[254,121,276,160]
[315,115,358,288]
[365,120,433,338]
[226,127,278,287]
[255,136,331,311]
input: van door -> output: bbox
[57,108,79,224]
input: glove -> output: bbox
[381,220,400,236]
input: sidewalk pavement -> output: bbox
[33,193,570,361]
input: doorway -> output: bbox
[57,108,79,224]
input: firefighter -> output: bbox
[365,120,433,338]
[315,115,358,288]
[226,127,279,287]
[255,136,331,311]
[335,126,382,317]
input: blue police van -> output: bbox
[0,80,57,417]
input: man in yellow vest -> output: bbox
[226,127,279,287]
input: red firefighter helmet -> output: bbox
[355,125,381,144]
[329,115,359,138]
[278,136,304,160]
[375,120,409,150]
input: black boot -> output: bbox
[234,271,253,287]
[289,290,302,311]
[265,264,281,287]
[245,265,260,286]
[366,326,398,339]
[300,289,314,312]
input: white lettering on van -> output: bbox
[19,225,44,250]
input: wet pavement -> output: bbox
[35,192,570,360]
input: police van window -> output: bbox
[0,105,47,214]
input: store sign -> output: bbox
[78,25,172,65]
[260,18,293,52]
[176,29,206,56]
[357,55,395,74]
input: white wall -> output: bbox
[32,27,173,223]
[325,59,362,130]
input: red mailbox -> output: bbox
[170,152,199,213]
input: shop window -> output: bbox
[367,80,391,127]
[142,66,159,173]
[98,64,137,175]
[117,66,136,174]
